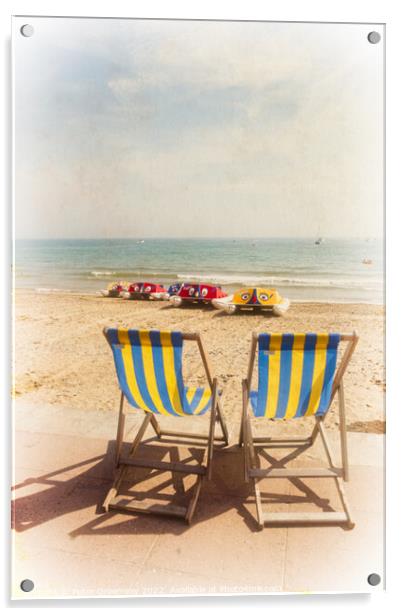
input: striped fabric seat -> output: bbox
[250,333,341,419]
[104,328,212,416]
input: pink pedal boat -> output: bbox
[169,283,227,307]
[121,282,167,300]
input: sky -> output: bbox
[14,17,384,239]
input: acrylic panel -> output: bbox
[12,16,384,599]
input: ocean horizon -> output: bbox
[14,237,384,304]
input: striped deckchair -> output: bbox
[103,328,228,523]
[240,332,358,529]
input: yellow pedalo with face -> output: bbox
[211,287,290,316]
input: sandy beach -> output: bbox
[13,289,385,434]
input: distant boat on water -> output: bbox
[137,239,145,244]
[315,237,324,245]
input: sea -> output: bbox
[14,237,384,304]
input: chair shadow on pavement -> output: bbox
[12,436,338,537]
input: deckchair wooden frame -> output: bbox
[103,330,229,524]
[240,331,358,529]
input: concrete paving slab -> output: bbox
[14,401,125,440]
[285,464,384,515]
[144,493,287,588]
[15,430,115,479]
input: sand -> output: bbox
[13,289,385,434]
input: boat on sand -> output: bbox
[212,287,290,316]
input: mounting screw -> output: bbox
[20,24,34,37]
[367,31,381,44]
[367,573,381,586]
[20,579,34,592]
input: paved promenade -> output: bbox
[12,402,384,598]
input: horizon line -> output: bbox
[14,235,382,241]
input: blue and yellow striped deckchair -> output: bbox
[241,331,358,529]
[102,327,228,523]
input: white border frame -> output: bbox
[2,0,401,613]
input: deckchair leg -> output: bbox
[316,419,335,467]
[238,420,244,448]
[246,417,258,469]
[318,420,354,529]
[310,420,321,445]
[206,379,218,480]
[243,380,258,471]
[253,478,264,530]
[241,380,249,479]
[185,475,204,524]
[334,476,354,529]
[127,413,152,458]
[338,380,350,481]
[240,378,249,449]
[103,464,127,511]
[150,414,162,439]
[115,393,126,466]
[246,407,264,528]
[217,400,229,445]
[242,417,261,463]
[185,441,209,523]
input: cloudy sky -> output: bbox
[14,17,384,239]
